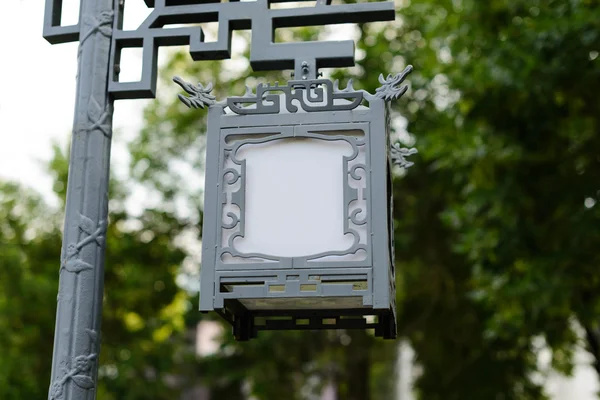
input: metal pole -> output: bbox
[48,0,114,399]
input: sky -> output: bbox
[0,0,250,208]
[0,1,598,398]
[0,0,151,207]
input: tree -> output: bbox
[131,1,600,399]
[0,181,62,399]
[364,0,600,398]
[0,144,194,399]
[3,1,599,399]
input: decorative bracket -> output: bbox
[390,143,417,169]
[174,65,413,113]
[173,76,218,109]
[375,65,413,101]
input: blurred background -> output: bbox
[1,0,600,399]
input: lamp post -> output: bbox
[44,0,416,398]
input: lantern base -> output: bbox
[215,300,397,341]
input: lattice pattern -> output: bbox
[218,308,395,340]
[44,0,395,99]
[215,269,372,309]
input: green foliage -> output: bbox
[351,0,600,398]
[0,145,192,399]
[0,182,62,399]
[119,1,600,397]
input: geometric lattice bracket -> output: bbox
[44,0,397,99]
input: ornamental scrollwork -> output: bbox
[374,65,413,101]
[390,143,418,169]
[218,130,370,266]
[174,66,414,114]
[174,77,367,114]
[173,76,217,109]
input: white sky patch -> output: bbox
[0,1,150,208]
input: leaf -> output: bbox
[50,381,64,399]
[79,213,96,234]
[64,259,94,273]
[82,16,96,27]
[87,98,104,125]
[71,375,94,389]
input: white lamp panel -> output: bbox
[234,137,356,258]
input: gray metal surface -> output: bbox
[46,1,115,399]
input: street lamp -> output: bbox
[44,0,416,397]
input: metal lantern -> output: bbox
[176,69,415,340]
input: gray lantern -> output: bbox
[176,69,416,340]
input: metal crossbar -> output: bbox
[44,0,396,99]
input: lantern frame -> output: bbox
[186,78,412,340]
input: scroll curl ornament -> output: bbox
[173,76,219,109]
[375,65,413,101]
[390,143,418,169]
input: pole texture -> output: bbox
[48,1,114,399]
